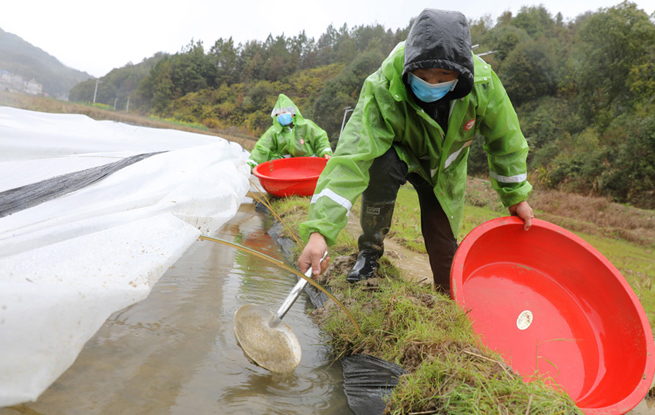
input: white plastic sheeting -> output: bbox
[0,107,252,407]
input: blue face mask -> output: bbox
[277,113,293,126]
[409,73,458,103]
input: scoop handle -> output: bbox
[270,251,327,327]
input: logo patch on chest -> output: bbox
[299,138,305,145]
[464,119,476,131]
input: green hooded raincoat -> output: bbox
[247,94,332,171]
[299,9,532,246]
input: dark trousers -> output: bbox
[363,148,458,291]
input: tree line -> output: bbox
[70,2,655,209]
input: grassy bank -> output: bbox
[265,179,654,414]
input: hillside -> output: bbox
[0,28,92,99]
[3,2,654,212]
[61,3,655,211]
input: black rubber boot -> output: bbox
[347,251,379,283]
[347,199,395,283]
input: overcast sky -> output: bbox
[2,0,654,78]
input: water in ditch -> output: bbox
[1,201,352,415]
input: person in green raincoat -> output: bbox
[247,94,332,172]
[298,9,534,294]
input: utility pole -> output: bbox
[125,97,130,113]
[93,79,102,104]
[113,98,118,110]
[339,106,354,141]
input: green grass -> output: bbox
[309,257,581,414]
[390,185,425,252]
[148,116,210,131]
[573,231,655,325]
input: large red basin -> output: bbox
[253,157,327,197]
[451,217,655,414]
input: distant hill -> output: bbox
[0,28,93,99]
[68,52,166,112]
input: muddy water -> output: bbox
[1,201,352,415]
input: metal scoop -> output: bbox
[233,252,327,373]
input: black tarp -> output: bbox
[342,354,407,415]
[0,152,163,218]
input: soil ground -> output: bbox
[342,214,434,286]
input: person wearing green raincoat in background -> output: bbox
[298,9,534,294]
[247,94,332,172]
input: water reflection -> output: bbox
[1,202,352,415]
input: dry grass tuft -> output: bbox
[531,189,655,245]
[466,176,655,246]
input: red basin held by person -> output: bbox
[451,217,655,414]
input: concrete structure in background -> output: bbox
[0,69,43,95]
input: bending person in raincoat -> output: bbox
[298,9,534,294]
[247,94,332,172]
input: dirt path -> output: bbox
[344,212,434,286]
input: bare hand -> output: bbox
[509,201,534,231]
[298,233,330,277]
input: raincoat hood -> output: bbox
[270,94,305,131]
[247,93,332,169]
[402,9,474,100]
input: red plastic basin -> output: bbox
[451,217,655,414]
[253,157,327,197]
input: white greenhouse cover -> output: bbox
[0,106,252,407]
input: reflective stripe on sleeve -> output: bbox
[490,171,527,183]
[311,188,353,213]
